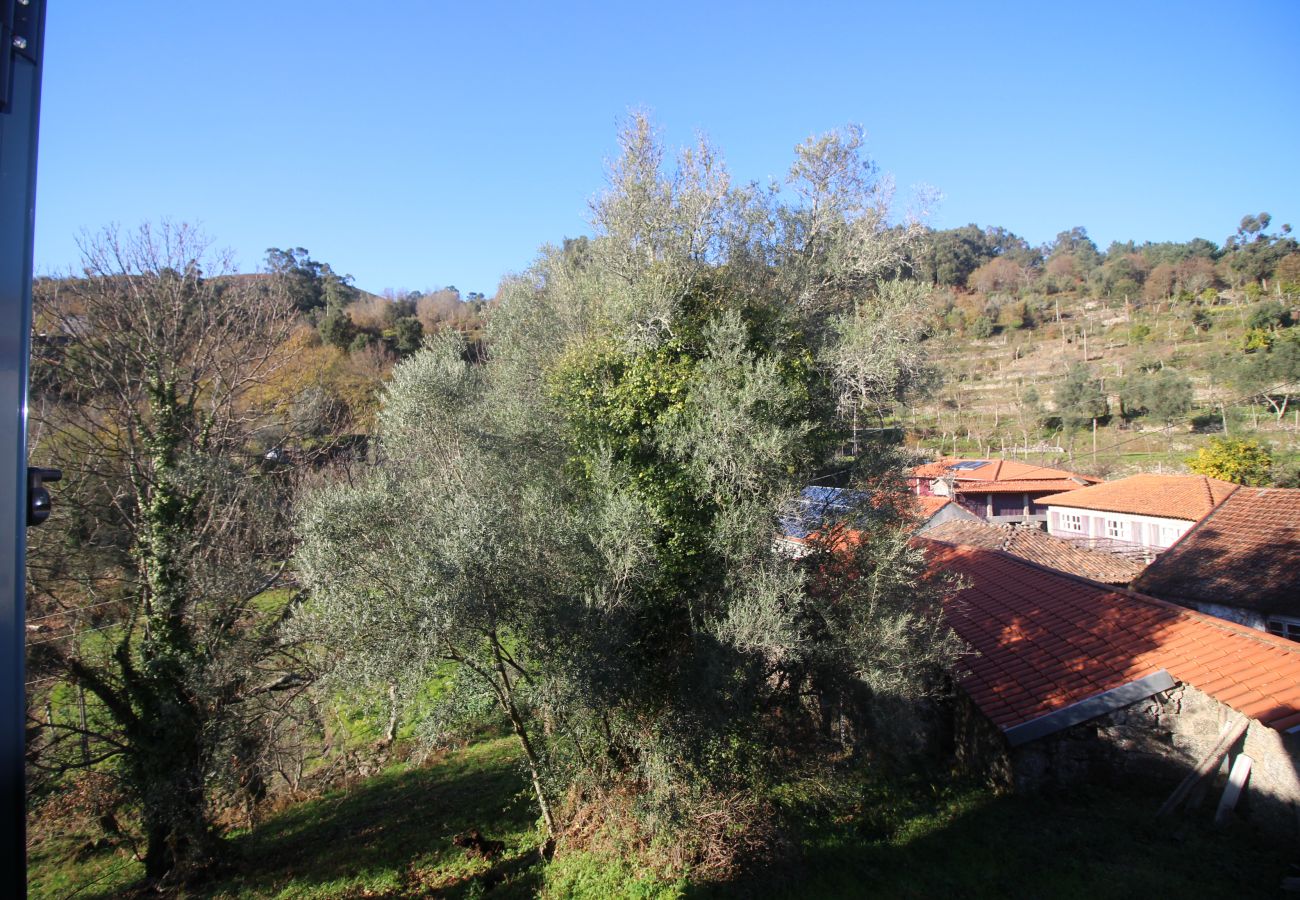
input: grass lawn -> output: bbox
[28,737,1295,898]
[691,779,1293,899]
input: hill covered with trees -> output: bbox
[898,216,1299,483]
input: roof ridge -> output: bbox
[1114,581,1300,654]
[1140,482,1237,576]
[999,526,1014,553]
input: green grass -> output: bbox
[27,828,143,900]
[205,736,543,899]
[28,735,546,900]
[541,852,686,899]
[29,739,1295,899]
[688,778,1291,899]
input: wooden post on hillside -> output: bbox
[77,685,89,767]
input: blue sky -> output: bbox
[34,1,1300,296]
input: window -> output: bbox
[1106,519,1125,539]
[1061,512,1082,533]
[1267,617,1300,643]
[1158,525,1180,547]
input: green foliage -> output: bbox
[543,284,835,594]
[1246,300,1293,332]
[968,315,994,339]
[910,224,1030,287]
[1186,437,1273,486]
[297,117,958,863]
[1223,212,1298,287]
[347,331,377,354]
[1053,364,1108,429]
[1230,330,1300,420]
[1128,323,1152,344]
[318,306,357,349]
[1118,367,1192,425]
[387,315,424,356]
[1241,327,1273,352]
[265,246,359,312]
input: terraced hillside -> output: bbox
[904,287,1299,481]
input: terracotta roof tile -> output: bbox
[923,540,1300,736]
[915,496,954,518]
[957,478,1103,495]
[912,457,1099,485]
[1036,474,1237,521]
[924,519,1145,584]
[1132,487,1300,617]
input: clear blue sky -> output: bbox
[33,1,1300,297]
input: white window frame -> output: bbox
[1061,512,1083,533]
[1106,519,1125,539]
[1267,616,1300,643]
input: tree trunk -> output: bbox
[383,681,400,744]
[489,634,556,846]
[134,701,215,880]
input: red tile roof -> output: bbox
[925,520,1145,584]
[1133,487,1300,617]
[916,496,954,518]
[909,457,1102,491]
[959,478,1104,495]
[1036,474,1237,521]
[923,541,1300,734]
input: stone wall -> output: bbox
[958,682,1300,837]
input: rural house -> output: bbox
[908,457,1099,525]
[1132,487,1300,639]
[923,518,1145,584]
[923,539,1300,836]
[1037,473,1237,554]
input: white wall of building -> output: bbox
[1045,506,1193,550]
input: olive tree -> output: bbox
[296,117,959,856]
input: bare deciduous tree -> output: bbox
[26,222,312,880]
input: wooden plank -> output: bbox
[1213,753,1253,827]
[1156,714,1249,818]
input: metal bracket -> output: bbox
[25,466,58,526]
[0,0,38,115]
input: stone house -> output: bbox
[923,538,1300,836]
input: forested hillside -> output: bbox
[240,219,1300,485]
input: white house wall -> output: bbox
[1045,506,1194,550]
